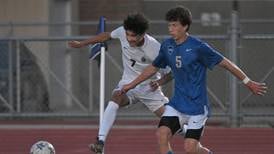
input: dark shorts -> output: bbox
[158,116,204,140]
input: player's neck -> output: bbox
[136,37,145,47]
[175,32,189,45]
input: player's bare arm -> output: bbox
[68,32,111,48]
[218,57,267,96]
[121,64,159,93]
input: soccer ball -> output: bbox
[30,141,55,154]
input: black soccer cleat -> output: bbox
[89,138,104,154]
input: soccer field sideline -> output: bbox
[0,119,273,154]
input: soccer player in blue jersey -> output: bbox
[121,6,267,154]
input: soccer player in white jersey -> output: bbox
[68,13,172,154]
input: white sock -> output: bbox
[98,101,119,142]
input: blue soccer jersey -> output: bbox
[152,36,224,115]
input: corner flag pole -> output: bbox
[88,16,106,154]
[98,16,106,127]
[89,16,106,127]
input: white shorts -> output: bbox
[162,105,208,130]
[114,80,168,112]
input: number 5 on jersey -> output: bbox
[176,56,182,68]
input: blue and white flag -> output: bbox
[89,16,106,60]
[89,43,103,60]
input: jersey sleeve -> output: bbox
[110,26,124,39]
[198,43,224,69]
[152,45,168,69]
[158,66,171,76]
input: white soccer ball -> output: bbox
[30,141,55,154]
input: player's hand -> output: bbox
[119,83,134,95]
[245,80,267,96]
[149,80,159,92]
[68,41,83,48]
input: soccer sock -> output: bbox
[98,101,119,142]
[167,151,174,154]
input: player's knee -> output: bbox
[154,106,165,117]
[111,91,129,107]
[184,144,197,153]
[156,127,170,142]
[110,95,121,105]
[184,139,199,153]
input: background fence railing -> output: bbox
[0,12,273,127]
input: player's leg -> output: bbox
[146,99,187,154]
[97,90,129,141]
[184,109,212,154]
[156,106,182,154]
[198,142,212,154]
[137,88,177,154]
[153,105,165,117]
[155,104,187,138]
[90,90,130,153]
[141,89,188,152]
[156,125,173,154]
[154,105,188,138]
[184,130,212,154]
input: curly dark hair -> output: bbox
[123,13,149,35]
[165,6,192,31]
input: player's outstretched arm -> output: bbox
[121,64,159,94]
[68,32,111,48]
[218,57,267,96]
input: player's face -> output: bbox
[125,30,144,47]
[168,21,188,42]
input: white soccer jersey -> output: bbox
[110,26,168,86]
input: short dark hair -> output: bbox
[165,6,192,31]
[123,13,149,35]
